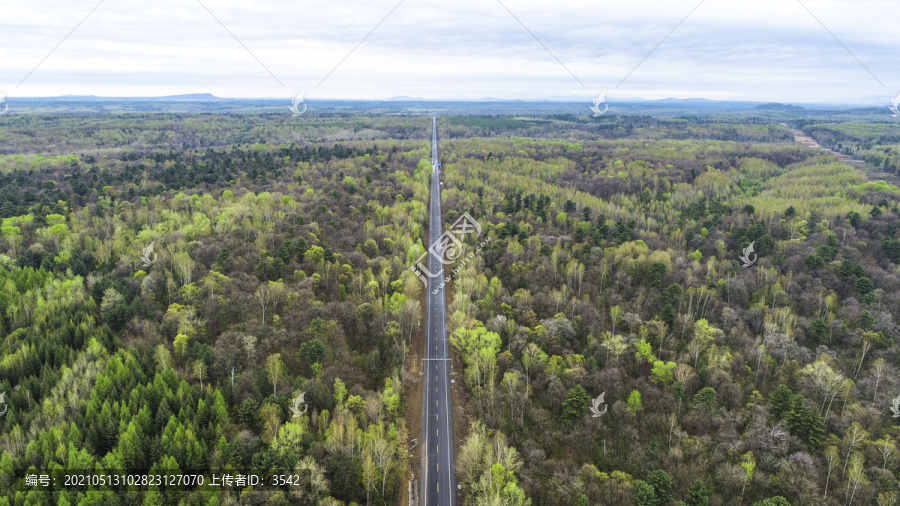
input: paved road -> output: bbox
[421,116,456,506]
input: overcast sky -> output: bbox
[1,0,897,103]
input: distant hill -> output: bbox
[159,93,221,101]
[28,93,222,102]
[753,102,805,111]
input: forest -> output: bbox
[1,109,900,505]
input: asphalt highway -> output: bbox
[421,116,456,506]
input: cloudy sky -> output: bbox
[1,0,897,103]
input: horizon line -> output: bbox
[0,94,886,107]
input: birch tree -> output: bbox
[824,445,838,500]
[854,331,876,379]
[841,423,868,480]
[266,353,284,396]
[872,357,888,401]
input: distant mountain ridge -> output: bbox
[754,102,805,111]
[159,93,221,101]
[32,93,223,102]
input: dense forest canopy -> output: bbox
[1,110,900,505]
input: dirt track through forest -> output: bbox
[789,127,900,185]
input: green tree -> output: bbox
[817,244,835,260]
[451,324,502,388]
[363,238,379,257]
[304,245,325,264]
[691,387,717,411]
[100,287,131,330]
[382,377,400,417]
[627,390,642,413]
[650,361,677,386]
[664,283,683,304]
[333,377,348,406]
[756,234,775,256]
[300,338,326,366]
[684,479,709,506]
[804,253,825,270]
[173,333,190,358]
[854,276,874,297]
[660,303,676,329]
[785,397,825,450]
[882,237,900,263]
[632,479,658,506]
[649,262,668,289]
[562,385,590,421]
[809,318,831,344]
[216,247,233,265]
[768,384,794,419]
[239,398,260,429]
[260,402,282,444]
[635,338,654,363]
[740,451,756,501]
[647,469,674,504]
[0,450,14,493]
[839,260,863,280]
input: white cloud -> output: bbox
[0,0,896,102]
